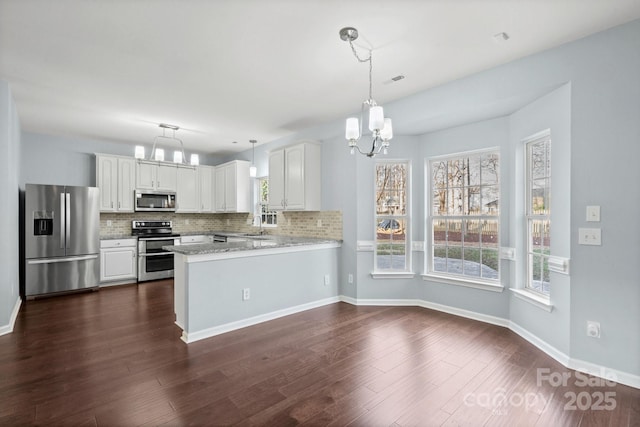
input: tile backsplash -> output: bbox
[100,211,342,240]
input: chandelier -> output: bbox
[340,27,393,157]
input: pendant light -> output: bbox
[340,27,393,157]
[249,140,257,177]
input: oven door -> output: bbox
[138,238,177,282]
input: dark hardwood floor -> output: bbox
[1,280,638,426]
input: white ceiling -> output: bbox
[2,1,640,156]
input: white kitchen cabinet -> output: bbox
[96,154,136,212]
[214,160,250,212]
[180,235,214,245]
[100,239,137,284]
[136,160,177,191]
[198,165,215,213]
[176,165,198,213]
[268,142,321,211]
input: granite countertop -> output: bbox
[164,236,340,256]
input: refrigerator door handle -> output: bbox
[60,193,66,249]
[65,192,71,249]
[27,254,99,265]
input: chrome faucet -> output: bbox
[253,214,265,235]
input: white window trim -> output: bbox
[523,131,551,296]
[421,273,504,292]
[425,148,501,287]
[372,272,416,279]
[373,159,412,275]
[510,288,553,312]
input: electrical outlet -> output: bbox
[106,220,112,227]
[587,320,600,338]
[185,219,190,225]
[246,217,252,225]
[287,218,291,226]
[226,219,231,226]
[242,288,250,301]
[324,274,330,286]
[348,274,354,284]
[317,219,322,227]
[579,228,601,245]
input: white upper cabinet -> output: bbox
[268,142,321,211]
[198,165,215,213]
[214,160,250,212]
[136,160,177,191]
[176,165,198,213]
[96,154,136,212]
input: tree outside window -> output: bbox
[375,161,410,272]
[429,150,500,282]
[526,136,551,295]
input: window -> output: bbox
[429,150,500,283]
[375,161,410,272]
[254,177,277,227]
[525,135,551,296]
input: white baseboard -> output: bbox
[568,357,640,390]
[182,296,341,343]
[509,321,571,366]
[0,297,21,337]
[340,295,639,390]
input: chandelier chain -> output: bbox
[347,39,374,102]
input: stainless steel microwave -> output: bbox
[134,190,176,212]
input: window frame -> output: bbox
[524,132,552,297]
[253,176,277,228]
[373,159,412,275]
[425,148,501,289]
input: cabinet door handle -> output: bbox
[111,201,113,208]
[118,201,121,209]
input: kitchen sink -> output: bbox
[240,233,273,240]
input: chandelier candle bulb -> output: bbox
[173,150,183,163]
[368,106,384,131]
[154,148,165,161]
[380,118,393,140]
[346,118,359,140]
[134,145,145,159]
[190,154,199,165]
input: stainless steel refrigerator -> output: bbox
[24,184,100,298]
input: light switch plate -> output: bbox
[579,228,601,245]
[586,205,600,222]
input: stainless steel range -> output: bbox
[132,220,180,282]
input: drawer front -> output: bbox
[100,238,137,249]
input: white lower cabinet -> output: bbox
[180,235,214,245]
[100,239,138,284]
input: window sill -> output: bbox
[421,274,504,293]
[510,288,553,312]
[371,272,416,279]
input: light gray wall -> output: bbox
[20,132,223,187]
[509,84,572,355]
[184,248,339,333]
[419,117,511,319]
[566,23,640,374]
[0,80,21,331]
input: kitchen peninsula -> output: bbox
[165,236,341,343]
